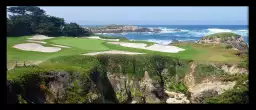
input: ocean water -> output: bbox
[91,25,248,45]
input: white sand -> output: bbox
[50,44,71,48]
[27,35,54,40]
[82,50,145,55]
[108,42,185,53]
[86,36,120,41]
[26,40,47,44]
[13,43,61,52]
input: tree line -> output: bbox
[7,6,93,37]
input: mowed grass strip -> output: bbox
[47,37,110,51]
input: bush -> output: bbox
[168,82,187,94]
[195,64,225,83]
[225,44,233,49]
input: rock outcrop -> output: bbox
[85,25,161,33]
[221,64,248,75]
[165,91,190,103]
[188,80,236,103]
[199,32,248,51]
[106,71,163,103]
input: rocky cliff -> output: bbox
[7,55,248,104]
[199,32,248,51]
[85,25,161,33]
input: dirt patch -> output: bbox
[7,61,43,70]
[221,64,248,75]
[183,62,236,103]
[13,43,61,52]
[189,80,236,103]
[82,50,145,55]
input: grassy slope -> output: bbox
[204,32,241,40]
[172,43,242,63]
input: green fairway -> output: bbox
[7,36,110,69]
[172,43,242,63]
[7,36,243,70]
[47,37,109,51]
[102,42,242,63]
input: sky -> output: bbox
[37,6,248,25]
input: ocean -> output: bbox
[86,25,248,45]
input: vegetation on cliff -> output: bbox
[7,54,248,104]
[203,32,241,40]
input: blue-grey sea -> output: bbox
[84,25,248,45]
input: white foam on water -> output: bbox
[207,28,232,33]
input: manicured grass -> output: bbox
[7,37,84,61]
[47,37,110,51]
[7,36,109,69]
[172,43,242,63]
[103,42,242,63]
[7,36,243,70]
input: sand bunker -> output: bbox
[108,42,185,53]
[50,44,71,48]
[82,50,145,55]
[27,35,54,40]
[26,40,47,44]
[13,43,61,52]
[86,36,120,41]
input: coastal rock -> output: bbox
[85,25,161,33]
[199,32,248,51]
[169,39,196,45]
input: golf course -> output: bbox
[7,35,243,70]
[7,6,248,104]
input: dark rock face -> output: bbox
[105,71,164,103]
[191,90,218,103]
[169,39,196,45]
[7,81,19,104]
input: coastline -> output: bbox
[89,25,248,45]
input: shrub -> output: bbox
[225,44,233,49]
[203,74,248,104]
[195,64,225,83]
[168,82,188,94]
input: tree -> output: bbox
[7,15,33,36]
[7,6,92,37]
[63,23,90,37]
